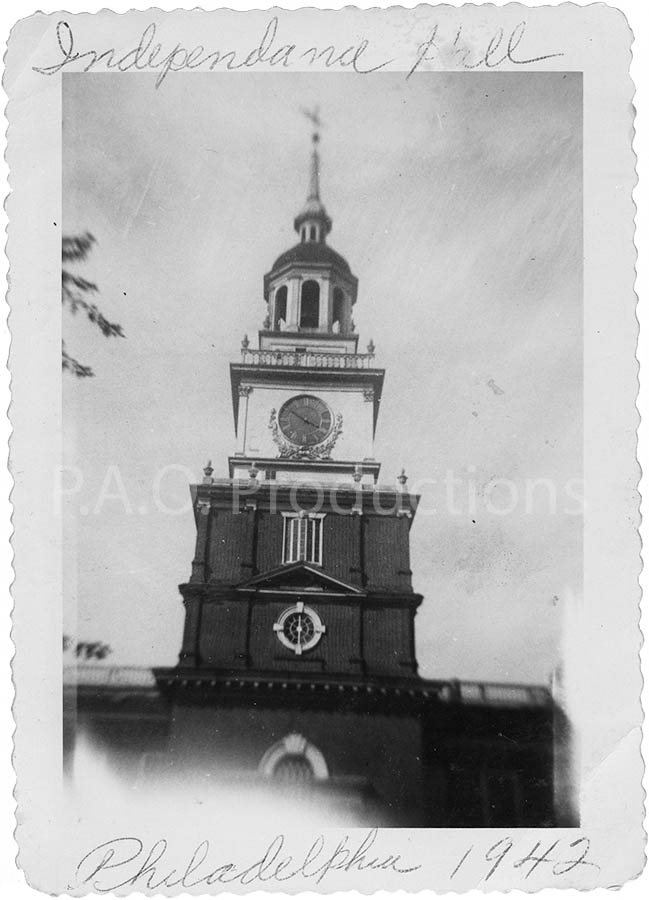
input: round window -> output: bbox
[272,601,326,655]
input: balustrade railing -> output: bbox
[63,665,157,688]
[240,348,376,369]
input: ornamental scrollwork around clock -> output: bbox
[269,408,343,460]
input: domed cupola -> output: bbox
[263,110,358,337]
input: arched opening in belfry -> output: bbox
[274,285,287,330]
[332,287,345,332]
[309,225,318,242]
[300,281,320,328]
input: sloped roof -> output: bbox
[270,241,351,275]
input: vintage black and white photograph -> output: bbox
[6,4,642,893]
[61,70,582,829]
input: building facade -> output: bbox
[65,125,564,827]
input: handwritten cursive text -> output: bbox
[32,18,393,87]
[74,829,421,892]
[407,21,563,77]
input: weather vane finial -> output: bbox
[300,105,322,144]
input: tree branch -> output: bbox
[62,232,96,263]
[62,343,94,378]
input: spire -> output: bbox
[294,106,332,241]
[308,130,321,201]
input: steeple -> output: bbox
[307,132,320,199]
[262,111,358,336]
[294,107,332,243]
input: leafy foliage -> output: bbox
[62,232,95,264]
[61,343,94,378]
[62,232,124,377]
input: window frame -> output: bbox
[282,512,325,565]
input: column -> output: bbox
[288,276,301,329]
[319,276,331,330]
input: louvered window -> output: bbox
[282,514,324,565]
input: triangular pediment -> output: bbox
[238,562,363,595]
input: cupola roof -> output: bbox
[271,240,351,275]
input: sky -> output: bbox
[62,71,582,684]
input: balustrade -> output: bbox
[240,348,376,369]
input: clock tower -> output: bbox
[230,120,381,486]
[151,119,557,827]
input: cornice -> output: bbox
[179,582,422,608]
[152,669,554,715]
[154,668,441,716]
[191,477,420,519]
[226,457,382,484]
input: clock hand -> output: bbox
[292,410,318,428]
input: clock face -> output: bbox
[277,395,333,447]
